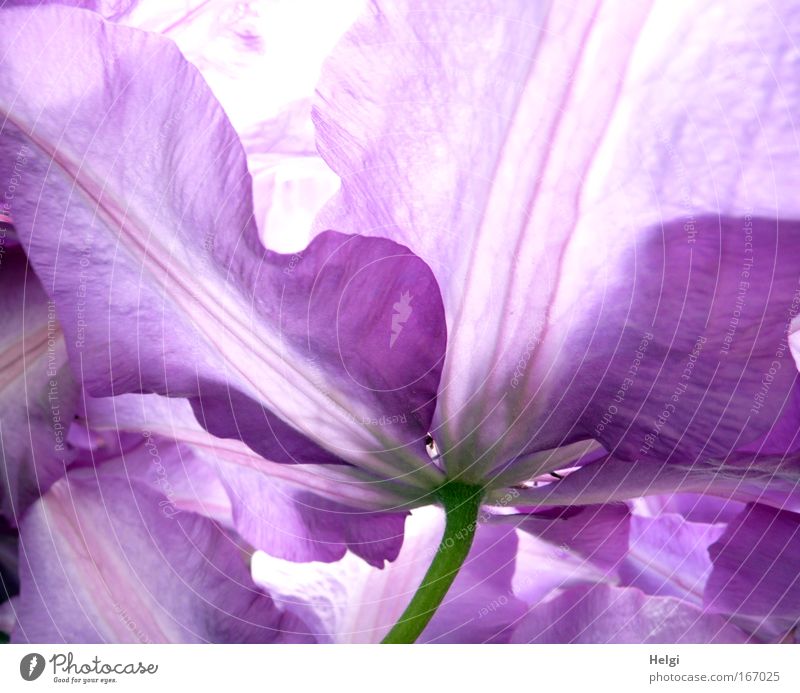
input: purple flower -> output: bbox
[2,0,800,643]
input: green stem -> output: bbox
[381,480,483,644]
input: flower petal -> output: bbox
[314,1,800,485]
[253,507,526,643]
[0,248,77,524]
[0,5,445,486]
[80,392,415,564]
[511,584,748,644]
[13,470,313,643]
[314,0,654,476]
[705,504,800,624]
[500,452,800,513]
[505,503,630,573]
[221,464,407,568]
[620,513,724,605]
[556,216,800,476]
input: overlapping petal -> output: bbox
[705,504,800,629]
[80,392,413,565]
[0,248,77,524]
[13,469,313,643]
[510,584,749,644]
[0,6,446,491]
[253,508,525,643]
[314,0,800,492]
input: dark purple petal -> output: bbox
[705,504,800,624]
[221,464,406,568]
[511,584,749,644]
[13,471,313,643]
[0,248,77,524]
[0,6,446,488]
[563,216,800,473]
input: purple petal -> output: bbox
[506,503,630,573]
[0,248,77,524]
[563,216,800,472]
[314,1,800,490]
[2,0,137,19]
[620,513,724,604]
[705,504,800,623]
[511,584,749,644]
[314,1,654,477]
[633,493,746,525]
[13,471,313,643]
[0,6,445,487]
[80,392,414,565]
[221,464,407,568]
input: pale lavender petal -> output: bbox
[510,529,619,609]
[705,504,800,624]
[315,1,800,490]
[13,471,313,643]
[252,508,525,643]
[2,0,137,18]
[500,453,800,513]
[632,493,746,525]
[0,248,77,524]
[511,584,749,644]
[314,1,654,477]
[0,6,446,488]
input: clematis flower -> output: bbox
[3,0,800,643]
